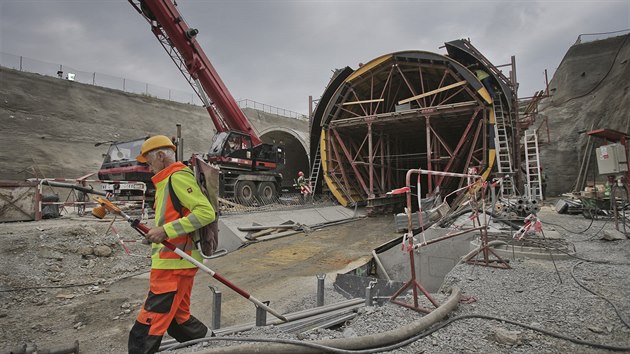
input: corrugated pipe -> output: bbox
[195,287,461,354]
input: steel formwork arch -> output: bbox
[317,51,497,211]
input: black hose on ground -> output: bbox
[571,261,630,329]
[420,314,630,352]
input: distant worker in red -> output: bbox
[296,171,312,202]
[129,135,216,354]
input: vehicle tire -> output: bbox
[257,182,277,205]
[235,181,257,205]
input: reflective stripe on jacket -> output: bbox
[151,162,216,269]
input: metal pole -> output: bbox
[176,123,183,162]
[255,301,269,326]
[368,122,374,198]
[309,95,313,122]
[365,280,376,306]
[544,69,550,96]
[316,274,326,307]
[425,116,432,193]
[208,286,222,330]
[511,55,522,192]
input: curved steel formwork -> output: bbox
[312,49,511,212]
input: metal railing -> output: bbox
[237,98,308,120]
[0,52,203,106]
[575,29,630,44]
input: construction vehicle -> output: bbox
[96,137,153,200]
[98,0,285,205]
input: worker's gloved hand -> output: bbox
[146,226,169,244]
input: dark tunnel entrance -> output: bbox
[260,128,310,191]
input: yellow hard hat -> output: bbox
[136,135,176,163]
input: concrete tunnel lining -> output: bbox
[259,127,310,190]
[315,50,496,208]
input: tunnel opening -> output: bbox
[260,128,310,191]
[318,51,493,212]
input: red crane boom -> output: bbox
[129,0,261,145]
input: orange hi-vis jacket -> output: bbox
[151,162,215,269]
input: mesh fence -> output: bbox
[237,99,308,120]
[0,52,201,105]
[575,29,630,44]
[1,52,309,120]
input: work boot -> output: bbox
[167,315,208,342]
[128,321,163,354]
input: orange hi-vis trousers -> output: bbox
[129,268,207,354]
[137,268,196,335]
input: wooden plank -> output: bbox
[341,98,384,106]
[398,80,467,105]
[251,228,278,238]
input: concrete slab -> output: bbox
[375,227,479,293]
[216,205,362,252]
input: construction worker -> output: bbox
[296,171,311,202]
[224,135,238,155]
[130,135,215,354]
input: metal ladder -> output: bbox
[493,96,514,197]
[308,143,322,194]
[523,131,543,200]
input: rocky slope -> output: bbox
[537,34,630,196]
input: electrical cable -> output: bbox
[611,183,629,237]
[571,261,630,329]
[531,208,610,242]
[551,33,629,107]
[541,213,596,234]
[413,314,630,352]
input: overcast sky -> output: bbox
[1,0,629,115]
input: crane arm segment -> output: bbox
[129,0,261,145]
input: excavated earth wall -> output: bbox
[0,67,308,182]
[537,34,630,196]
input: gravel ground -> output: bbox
[170,205,630,354]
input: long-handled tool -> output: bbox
[92,197,287,322]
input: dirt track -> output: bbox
[0,211,396,353]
